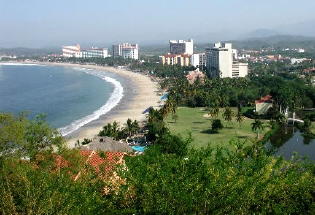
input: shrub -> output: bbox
[81,138,92,145]
[211,119,223,133]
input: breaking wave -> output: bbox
[59,68,124,136]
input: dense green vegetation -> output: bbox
[98,119,140,140]
[230,35,315,52]
[166,107,266,148]
[2,46,315,214]
[163,73,315,112]
[0,113,314,214]
[124,143,315,214]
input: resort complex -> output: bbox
[206,42,248,78]
[1,1,315,214]
[62,44,109,58]
[112,43,139,60]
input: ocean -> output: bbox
[0,63,123,136]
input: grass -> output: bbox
[166,107,270,149]
[311,122,315,134]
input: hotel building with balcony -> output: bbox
[112,43,139,60]
[206,42,248,78]
[62,44,109,59]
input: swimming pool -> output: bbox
[131,146,146,152]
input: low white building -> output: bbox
[232,62,249,78]
[255,95,273,115]
[290,58,309,65]
[62,44,108,58]
[297,48,305,53]
[62,44,81,58]
[238,54,251,60]
[190,53,206,68]
[82,48,108,58]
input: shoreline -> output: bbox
[58,69,124,136]
[20,62,161,148]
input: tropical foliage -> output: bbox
[211,119,224,133]
[98,119,140,140]
[0,108,314,214]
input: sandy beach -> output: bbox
[38,62,161,148]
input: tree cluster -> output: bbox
[98,119,140,140]
[0,111,314,214]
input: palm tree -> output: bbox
[208,105,220,118]
[99,121,120,140]
[164,97,177,117]
[251,119,264,139]
[160,106,169,119]
[222,107,234,126]
[236,109,244,128]
[126,118,133,136]
[131,120,140,135]
[208,98,220,118]
[148,108,163,123]
[112,121,119,134]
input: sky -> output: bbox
[1,0,315,48]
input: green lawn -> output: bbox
[311,122,315,134]
[166,107,269,149]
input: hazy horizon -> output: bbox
[1,0,315,48]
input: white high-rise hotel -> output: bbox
[206,42,248,78]
[112,43,139,60]
[169,39,194,55]
[161,39,207,67]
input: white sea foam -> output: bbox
[58,69,124,136]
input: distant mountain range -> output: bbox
[192,19,315,43]
[230,35,315,51]
[2,21,315,57]
[242,29,280,39]
[0,47,61,57]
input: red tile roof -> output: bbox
[255,95,273,104]
[303,68,315,73]
[80,150,125,172]
[54,154,70,169]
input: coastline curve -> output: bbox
[59,68,124,136]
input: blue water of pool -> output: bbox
[131,146,146,152]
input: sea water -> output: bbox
[0,63,123,136]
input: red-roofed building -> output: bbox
[80,150,125,173]
[255,95,273,115]
[49,150,126,181]
[186,68,206,84]
[76,150,127,195]
[303,68,315,73]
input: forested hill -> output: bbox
[194,35,315,52]
[0,47,60,57]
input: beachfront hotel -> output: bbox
[205,42,248,78]
[169,39,194,55]
[161,39,201,67]
[112,43,139,60]
[62,44,109,59]
[191,53,207,68]
[81,48,109,58]
[160,54,191,67]
[62,44,82,58]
